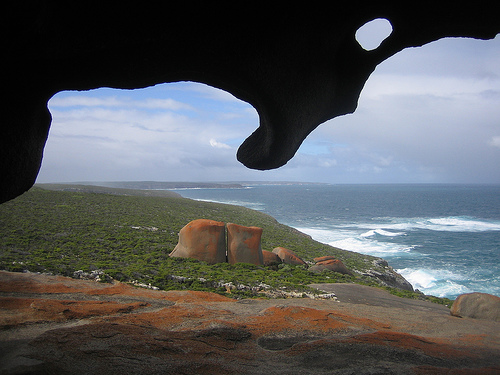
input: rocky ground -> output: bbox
[0,270,499,374]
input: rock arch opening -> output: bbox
[356,18,393,51]
[39,83,258,183]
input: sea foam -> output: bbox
[397,268,472,298]
[360,229,406,237]
[425,216,500,232]
[295,226,416,258]
[340,216,500,233]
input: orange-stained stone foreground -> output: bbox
[1,271,499,374]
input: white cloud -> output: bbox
[489,136,500,148]
[49,95,193,111]
[136,98,194,111]
[209,138,232,149]
[49,96,124,107]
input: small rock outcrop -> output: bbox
[356,259,414,291]
[450,292,500,321]
[227,223,263,265]
[262,250,282,266]
[313,256,337,263]
[309,257,352,275]
[272,247,307,266]
[169,219,227,264]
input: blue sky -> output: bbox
[38,21,500,184]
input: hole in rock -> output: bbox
[40,82,259,183]
[356,18,393,51]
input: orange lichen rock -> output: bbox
[309,258,352,275]
[262,250,282,266]
[0,297,148,327]
[272,247,306,266]
[169,219,227,264]
[1,271,499,374]
[313,255,337,263]
[227,223,263,265]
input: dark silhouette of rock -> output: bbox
[169,219,227,264]
[2,5,499,203]
[450,292,500,321]
[227,223,263,265]
[272,247,307,266]
[262,250,282,266]
[309,258,352,275]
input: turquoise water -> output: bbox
[171,184,500,299]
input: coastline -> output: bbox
[1,183,429,301]
[164,183,500,299]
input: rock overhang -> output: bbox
[1,3,499,203]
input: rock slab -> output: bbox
[1,271,499,374]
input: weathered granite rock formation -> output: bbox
[169,219,227,264]
[309,256,352,275]
[1,271,499,374]
[2,4,499,204]
[357,258,415,291]
[227,223,264,265]
[170,221,382,281]
[262,250,282,266]
[170,220,266,266]
[272,247,307,266]
[313,256,338,263]
[450,292,500,321]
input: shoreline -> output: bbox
[153,184,500,300]
[3,184,427,300]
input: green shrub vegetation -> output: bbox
[0,185,451,304]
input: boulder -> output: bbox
[309,258,352,275]
[313,256,337,263]
[169,219,227,264]
[227,223,263,265]
[272,247,306,266]
[450,292,500,321]
[262,250,282,266]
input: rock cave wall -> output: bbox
[1,3,499,203]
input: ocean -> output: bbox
[171,184,500,299]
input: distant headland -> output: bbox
[39,180,330,190]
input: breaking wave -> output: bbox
[338,216,500,233]
[396,268,473,298]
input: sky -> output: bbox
[38,19,500,184]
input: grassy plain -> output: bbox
[0,184,451,303]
